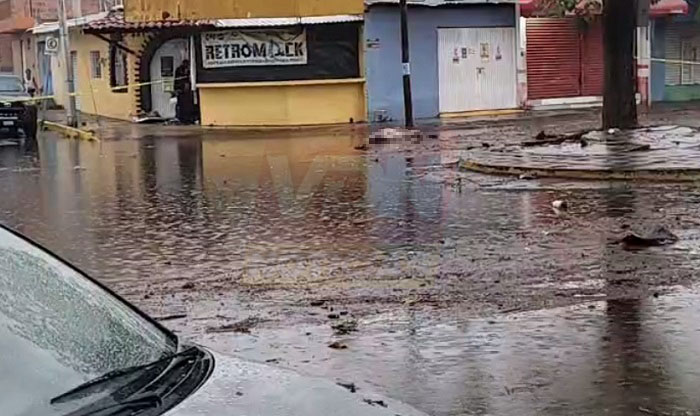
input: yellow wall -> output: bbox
[124,0,363,21]
[198,79,366,127]
[52,31,142,121]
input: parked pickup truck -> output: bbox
[0,74,38,141]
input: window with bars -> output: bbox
[681,39,699,85]
[90,51,102,79]
[110,44,128,92]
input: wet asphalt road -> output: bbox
[4,107,700,415]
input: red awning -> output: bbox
[520,0,688,18]
[650,0,688,16]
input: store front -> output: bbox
[195,18,366,126]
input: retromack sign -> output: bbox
[202,29,308,68]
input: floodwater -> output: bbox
[2,113,700,415]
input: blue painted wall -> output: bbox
[651,19,666,102]
[365,5,515,122]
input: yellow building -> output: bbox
[33,13,147,121]
[124,0,364,22]
[122,0,367,127]
[34,11,209,121]
[35,1,366,127]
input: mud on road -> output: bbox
[2,106,700,415]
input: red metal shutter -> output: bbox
[526,18,581,100]
[581,19,604,96]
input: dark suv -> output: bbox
[0,74,38,141]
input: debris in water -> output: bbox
[620,225,678,248]
[329,341,348,350]
[337,382,357,393]
[522,131,584,147]
[206,317,267,334]
[519,173,538,180]
[328,313,340,320]
[607,128,620,135]
[332,319,358,335]
[625,144,651,152]
[309,300,326,307]
[154,314,187,322]
[354,143,368,151]
[552,200,568,211]
[369,127,421,144]
[362,399,388,408]
[182,282,195,290]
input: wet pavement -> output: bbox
[3,106,700,415]
[466,125,700,174]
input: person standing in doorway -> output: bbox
[174,59,195,124]
[24,69,38,97]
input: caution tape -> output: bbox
[0,76,191,105]
[460,159,700,182]
[637,56,700,67]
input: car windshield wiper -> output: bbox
[51,347,199,406]
[66,394,162,416]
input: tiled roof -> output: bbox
[83,10,215,33]
[83,10,363,33]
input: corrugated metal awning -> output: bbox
[31,12,109,34]
[214,14,363,28]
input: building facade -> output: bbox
[113,0,366,126]
[365,0,519,122]
[124,0,363,22]
[0,0,105,78]
[521,0,688,109]
[650,1,700,102]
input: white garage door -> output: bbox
[438,27,517,113]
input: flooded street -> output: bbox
[3,108,700,415]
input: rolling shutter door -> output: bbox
[526,18,581,99]
[665,23,700,86]
[581,20,604,96]
[665,24,682,85]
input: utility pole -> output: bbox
[399,0,414,128]
[58,0,78,127]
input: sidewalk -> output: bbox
[40,102,700,141]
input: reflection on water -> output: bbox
[1,132,700,415]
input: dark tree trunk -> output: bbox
[602,0,638,129]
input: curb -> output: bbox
[41,121,99,142]
[460,159,700,182]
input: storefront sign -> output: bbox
[202,29,307,68]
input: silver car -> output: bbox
[0,226,427,416]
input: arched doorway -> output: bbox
[149,38,188,119]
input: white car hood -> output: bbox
[167,349,428,416]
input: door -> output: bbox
[37,41,53,96]
[70,50,80,110]
[438,27,517,113]
[526,18,605,100]
[150,38,188,119]
[581,20,604,96]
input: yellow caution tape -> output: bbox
[0,76,191,105]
